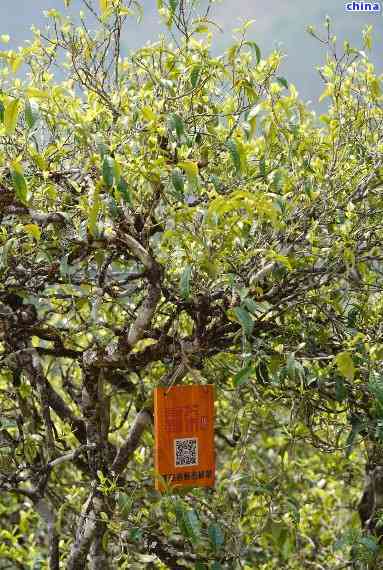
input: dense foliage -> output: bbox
[0,1,383,568]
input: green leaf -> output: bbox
[244,41,261,64]
[195,563,207,570]
[233,364,254,387]
[117,177,131,204]
[190,65,201,88]
[31,556,44,570]
[169,113,185,139]
[259,157,266,176]
[243,298,258,314]
[169,0,179,16]
[106,195,120,219]
[117,492,133,517]
[226,139,241,173]
[359,536,379,557]
[0,418,17,429]
[171,169,184,195]
[208,523,224,551]
[0,101,4,123]
[335,378,348,402]
[102,155,115,188]
[276,76,289,89]
[180,265,192,300]
[286,353,305,381]
[0,238,15,271]
[4,98,20,135]
[233,306,254,337]
[287,497,300,525]
[175,502,201,543]
[335,351,355,381]
[345,415,362,458]
[129,527,142,542]
[25,98,39,129]
[210,563,222,570]
[11,163,28,204]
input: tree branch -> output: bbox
[111,409,152,474]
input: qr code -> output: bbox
[174,438,199,467]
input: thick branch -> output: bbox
[111,409,152,474]
[67,486,104,570]
[126,282,161,348]
[35,498,60,570]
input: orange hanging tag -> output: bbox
[154,384,215,491]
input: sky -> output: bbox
[0,0,382,111]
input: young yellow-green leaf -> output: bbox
[99,0,109,15]
[227,44,239,65]
[23,224,41,241]
[11,163,28,204]
[171,169,184,195]
[30,149,48,171]
[269,253,292,270]
[4,99,20,135]
[142,106,157,122]
[319,84,333,103]
[335,351,355,381]
[370,79,381,98]
[25,88,49,99]
[11,56,23,74]
[180,265,192,299]
[362,26,372,51]
[113,160,121,185]
[102,155,115,188]
[178,160,198,189]
[190,65,201,88]
[88,185,101,237]
[244,41,261,64]
[25,99,39,129]
[194,24,209,33]
[226,139,241,173]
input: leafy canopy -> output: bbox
[0,1,382,568]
